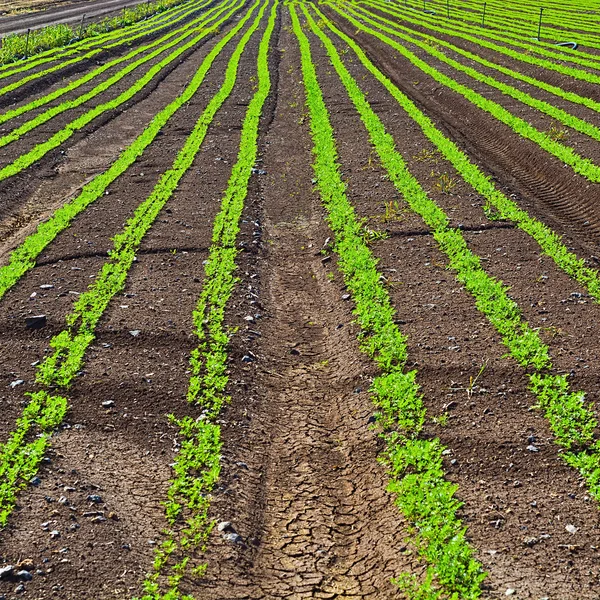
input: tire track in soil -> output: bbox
[324,6,600,253]
[299,14,600,598]
[195,11,414,598]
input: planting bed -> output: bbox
[1,0,600,598]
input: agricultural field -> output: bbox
[0,0,600,598]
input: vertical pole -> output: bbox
[24,28,30,55]
[79,13,85,38]
[482,1,486,27]
[537,7,544,40]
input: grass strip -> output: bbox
[0,0,220,129]
[0,0,241,304]
[0,0,243,185]
[138,3,277,595]
[310,5,600,304]
[308,3,600,514]
[292,4,485,598]
[0,4,231,147]
[331,3,600,184]
[0,0,262,529]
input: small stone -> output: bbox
[0,565,14,580]
[102,400,115,408]
[526,445,539,452]
[16,570,32,582]
[341,293,351,300]
[25,315,47,329]
[91,515,107,523]
[40,522,50,530]
[523,536,538,547]
[242,355,254,363]
[14,584,25,594]
[30,476,41,486]
[217,521,234,533]
[58,496,68,505]
[49,530,60,539]
[129,330,140,337]
[10,380,24,388]
[87,494,103,504]
[505,590,515,596]
[244,315,255,322]
[223,532,242,544]
[566,524,578,534]
[39,284,54,290]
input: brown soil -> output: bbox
[2,1,600,599]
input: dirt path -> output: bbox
[195,11,416,597]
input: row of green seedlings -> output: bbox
[359,0,600,139]
[332,3,600,184]
[0,0,242,186]
[309,4,600,519]
[392,0,600,64]
[138,3,276,596]
[291,5,485,598]
[362,0,600,79]
[0,0,263,528]
[421,0,600,49]
[0,0,211,100]
[0,0,230,149]
[308,5,600,307]
[0,0,211,98]
[424,0,600,50]
[0,0,240,307]
[0,0,192,65]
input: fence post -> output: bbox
[537,6,544,40]
[481,1,486,27]
[79,13,85,38]
[24,28,30,56]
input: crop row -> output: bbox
[0,6,232,151]
[361,0,600,80]
[139,2,276,595]
[421,0,600,48]
[0,0,216,131]
[332,4,600,185]
[0,0,196,65]
[0,0,210,96]
[0,0,255,530]
[291,4,486,597]
[0,0,242,186]
[313,0,600,507]
[312,9,600,308]
[359,1,600,129]
[402,0,600,61]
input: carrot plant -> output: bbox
[139,3,277,595]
